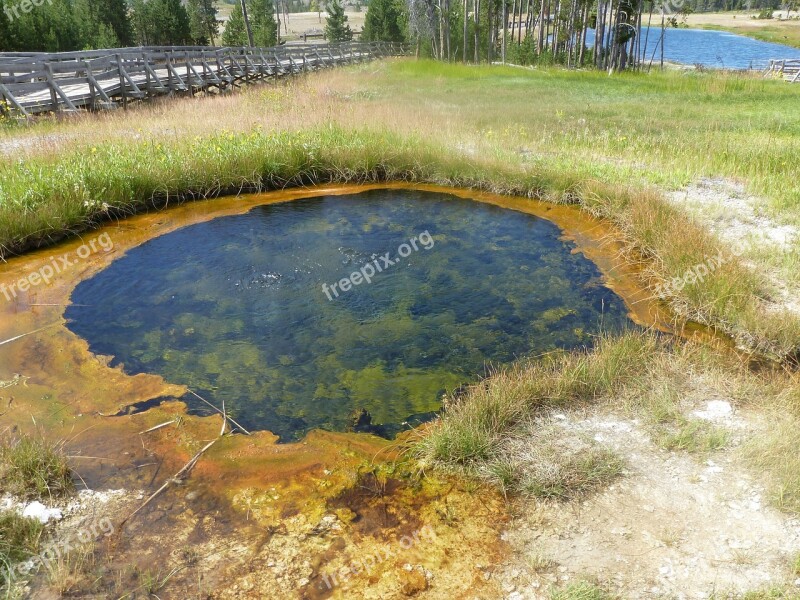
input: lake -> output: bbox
[586,26,800,69]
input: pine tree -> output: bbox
[94,0,134,46]
[362,0,406,41]
[187,0,219,44]
[132,0,191,46]
[73,0,134,48]
[250,0,277,46]
[325,0,353,41]
[0,6,12,52]
[222,2,249,45]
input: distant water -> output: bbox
[66,190,632,441]
[586,26,800,69]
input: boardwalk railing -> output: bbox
[0,42,408,117]
[765,59,800,83]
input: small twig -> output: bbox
[120,436,220,527]
[187,389,250,435]
[66,455,117,461]
[0,323,60,347]
[220,397,227,437]
[139,420,177,435]
[28,303,90,307]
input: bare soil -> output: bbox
[495,403,800,598]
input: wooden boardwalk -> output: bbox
[0,42,407,117]
[765,59,800,83]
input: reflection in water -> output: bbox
[66,190,633,441]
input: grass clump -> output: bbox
[0,434,74,501]
[656,418,730,454]
[551,580,616,600]
[414,328,800,513]
[0,511,44,588]
[744,416,800,514]
[487,424,625,500]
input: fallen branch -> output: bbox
[188,389,251,435]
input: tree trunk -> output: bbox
[241,0,254,47]
[463,0,469,61]
[474,0,480,63]
[536,0,546,53]
[502,0,508,62]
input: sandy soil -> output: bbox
[496,403,800,598]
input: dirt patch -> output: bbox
[667,177,797,251]
[494,403,800,598]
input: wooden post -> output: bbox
[116,53,127,109]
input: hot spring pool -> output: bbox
[65,189,634,441]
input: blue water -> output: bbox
[586,26,800,69]
[66,190,633,441]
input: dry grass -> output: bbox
[550,580,617,600]
[487,422,625,499]
[685,11,800,49]
[41,543,96,597]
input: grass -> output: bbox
[40,542,96,597]
[0,511,44,589]
[487,424,625,499]
[0,434,73,594]
[414,329,800,514]
[656,418,730,454]
[413,331,648,497]
[551,580,616,600]
[414,331,660,468]
[744,416,800,514]
[0,434,74,501]
[741,589,800,600]
[1,60,800,595]
[1,60,800,355]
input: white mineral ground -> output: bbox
[496,403,800,598]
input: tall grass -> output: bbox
[0,511,44,589]
[0,434,74,501]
